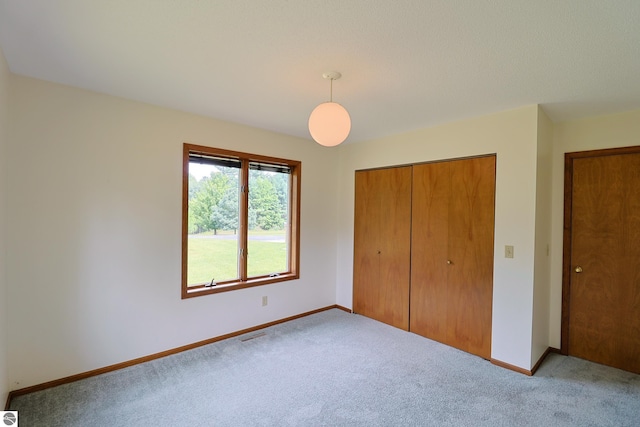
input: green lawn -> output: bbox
[187,232,287,285]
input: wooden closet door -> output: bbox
[447,156,495,359]
[353,167,412,330]
[410,161,450,342]
[410,156,495,359]
[568,152,640,373]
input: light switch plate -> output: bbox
[505,245,514,258]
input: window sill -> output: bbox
[182,273,299,299]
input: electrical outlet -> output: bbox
[505,245,514,259]
[262,296,268,306]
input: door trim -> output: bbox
[561,144,640,354]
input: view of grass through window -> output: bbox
[187,160,289,286]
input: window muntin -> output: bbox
[182,144,300,298]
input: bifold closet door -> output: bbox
[410,156,495,359]
[408,161,450,343]
[353,166,412,330]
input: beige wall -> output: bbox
[548,109,640,348]
[6,75,340,389]
[0,45,9,404]
[336,106,542,369]
[5,67,640,388]
[531,107,553,364]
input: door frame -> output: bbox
[561,144,640,354]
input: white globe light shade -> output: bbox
[308,102,351,147]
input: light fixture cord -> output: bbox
[330,78,333,102]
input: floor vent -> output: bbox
[240,332,266,342]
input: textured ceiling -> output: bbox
[1,0,639,143]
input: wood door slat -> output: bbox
[447,157,495,359]
[410,162,450,343]
[353,167,412,330]
[409,156,495,360]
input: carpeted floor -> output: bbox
[9,309,640,426]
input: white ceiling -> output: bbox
[1,0,639,143]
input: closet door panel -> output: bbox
[447,156,496,359]
[410,162,450,343]
[353,167,412,330]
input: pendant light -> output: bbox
[308,71,351,147]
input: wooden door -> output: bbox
[410,161,450,343]
[447,156,495,359]
[353,167,412,330]
[564,148,640,373]
[410,156,495,359]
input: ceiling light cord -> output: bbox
[330,78,333,102]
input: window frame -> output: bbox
[182,143,301,299]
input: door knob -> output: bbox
[574,266,583,273]
[446,260,452,265]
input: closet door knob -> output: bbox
[446,260,452,265]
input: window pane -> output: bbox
[187,161,240,286]
[247,166,290,277]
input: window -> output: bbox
[182,144,300,298]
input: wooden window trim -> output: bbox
[181,143,301,299]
